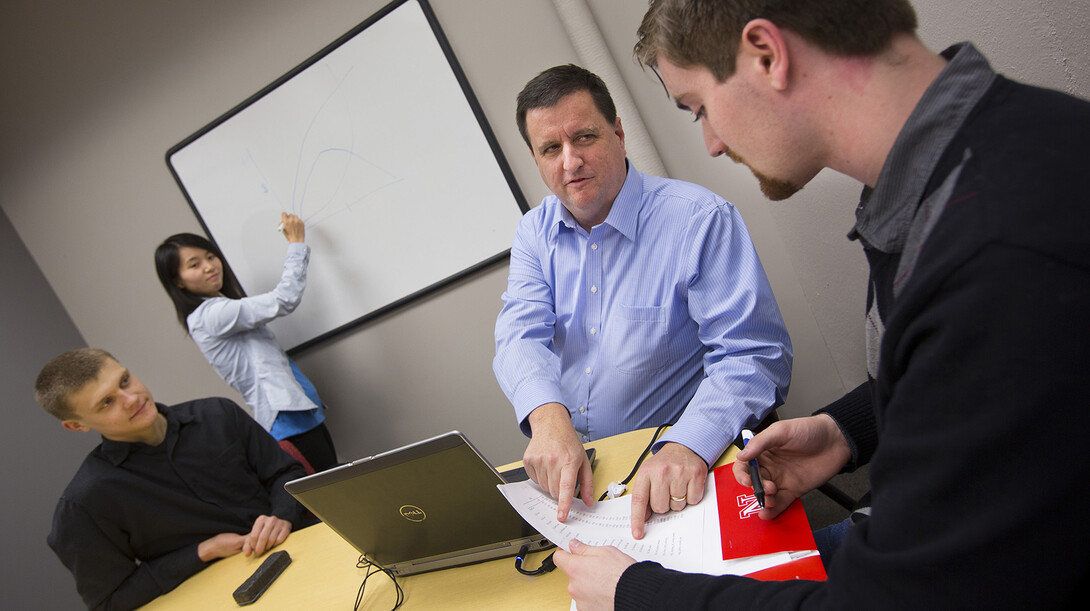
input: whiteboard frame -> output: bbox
[165,0,527,355]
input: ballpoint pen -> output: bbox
[741,429,765,508]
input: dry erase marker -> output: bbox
[741,429,765,508]
[276,222,284,232]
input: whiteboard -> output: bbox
[167,0,527,353]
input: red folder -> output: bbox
[713,463,827,581]
[745,555,827,581]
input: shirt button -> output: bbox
[590,327,597,335]
[582,435,589,442]
[585,367,591,374]
[590,285,598,293]
[591,243,598,251]
[579,406,586,414]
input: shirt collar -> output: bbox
[849,42,996,251]
[556,160,643,241]
[98,403,187,465]
[602,160,642,241]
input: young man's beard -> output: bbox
[726,149,801,201]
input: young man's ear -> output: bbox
[61,419,92,433]
[740,18,790,91]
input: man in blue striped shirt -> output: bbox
[493,65,792,536]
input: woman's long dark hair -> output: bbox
[154,233,246,330]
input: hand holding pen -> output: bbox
[733,415,853,520]
[277,213,305,244]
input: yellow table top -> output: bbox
[141,428,739,610]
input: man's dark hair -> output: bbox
[35,348,116,420]
[154,233,246,329]
[516,64,618,148]
[635,0,918,81]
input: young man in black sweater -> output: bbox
[554,1,1090,608]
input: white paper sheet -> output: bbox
[497,474,805,576]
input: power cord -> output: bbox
[514,542,557,576]
[597,423,670,502]
[354,556,404,610]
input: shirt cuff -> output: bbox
[159,542,210,587]
[655,415,738,468]
[285,242,310,257]
[814,381,877,470]
[614,562,671,610]
[512,379,567,437]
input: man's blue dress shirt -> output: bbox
[494,163,792,465]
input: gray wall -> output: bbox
[0,207,94,608]
[1,0,1086,607]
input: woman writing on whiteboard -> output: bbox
[154,212,338,472]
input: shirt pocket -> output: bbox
[188,441,265,506]
[610,304,670,374]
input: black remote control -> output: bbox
[232,550,292,605]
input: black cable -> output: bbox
[597,423,670,502]
[514,542,557,576]
[354,555,404,611]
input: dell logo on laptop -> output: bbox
[399,505,426,522]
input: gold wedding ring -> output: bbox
[670,495,686,503]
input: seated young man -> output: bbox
[36,348,310,610]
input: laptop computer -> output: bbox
[284,431,556,576]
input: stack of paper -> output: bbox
[497,462,826,579]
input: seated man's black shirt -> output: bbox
[48,397,308,610]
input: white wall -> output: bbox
[1,1,1086,603]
